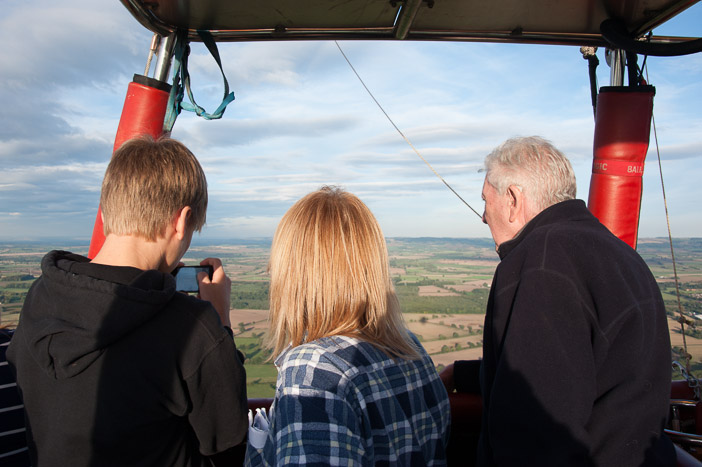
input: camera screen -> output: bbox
[173,266,212,293]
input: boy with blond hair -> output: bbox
[9,137,247,466]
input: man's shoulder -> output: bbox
[520,211,628,257]
[501,213,652,287]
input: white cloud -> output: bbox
[1,0,701,240]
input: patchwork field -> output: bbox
[2,237,702,397]
[418,285,461,296]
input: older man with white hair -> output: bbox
[447,136,675,466]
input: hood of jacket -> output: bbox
[15,250,177,379]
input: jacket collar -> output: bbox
[497,199,590,260]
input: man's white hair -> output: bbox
[484,136,577,213]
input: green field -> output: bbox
[244,364,278,398]
[3,237,702,395]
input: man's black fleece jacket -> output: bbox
[460,200,675,466]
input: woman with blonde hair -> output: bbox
[246,186,450,466]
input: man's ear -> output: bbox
[507,185,525,223]
[173,207,192,241]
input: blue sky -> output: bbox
[1,0,701,243]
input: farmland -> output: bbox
[2,237,702,397]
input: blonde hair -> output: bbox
[267,186,419,360]
[100,136,207,241]
[485,136,576,212]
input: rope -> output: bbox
[334,41,482,219]
[645,65,692,373]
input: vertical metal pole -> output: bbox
[144,34,162,77]
[608,48,625,86]
[154,32,177,83]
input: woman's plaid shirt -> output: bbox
[246,334,451,466]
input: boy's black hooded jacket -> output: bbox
[8,250,247,467]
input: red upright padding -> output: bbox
[587,86,655,249]
[87,76,171,258]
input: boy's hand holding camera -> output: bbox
[197,257,232,328]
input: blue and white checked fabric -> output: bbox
[245,334,450,466]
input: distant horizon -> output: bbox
[1,235,700,245]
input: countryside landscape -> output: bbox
[1,237,701,398]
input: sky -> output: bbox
[1,0,701,244]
